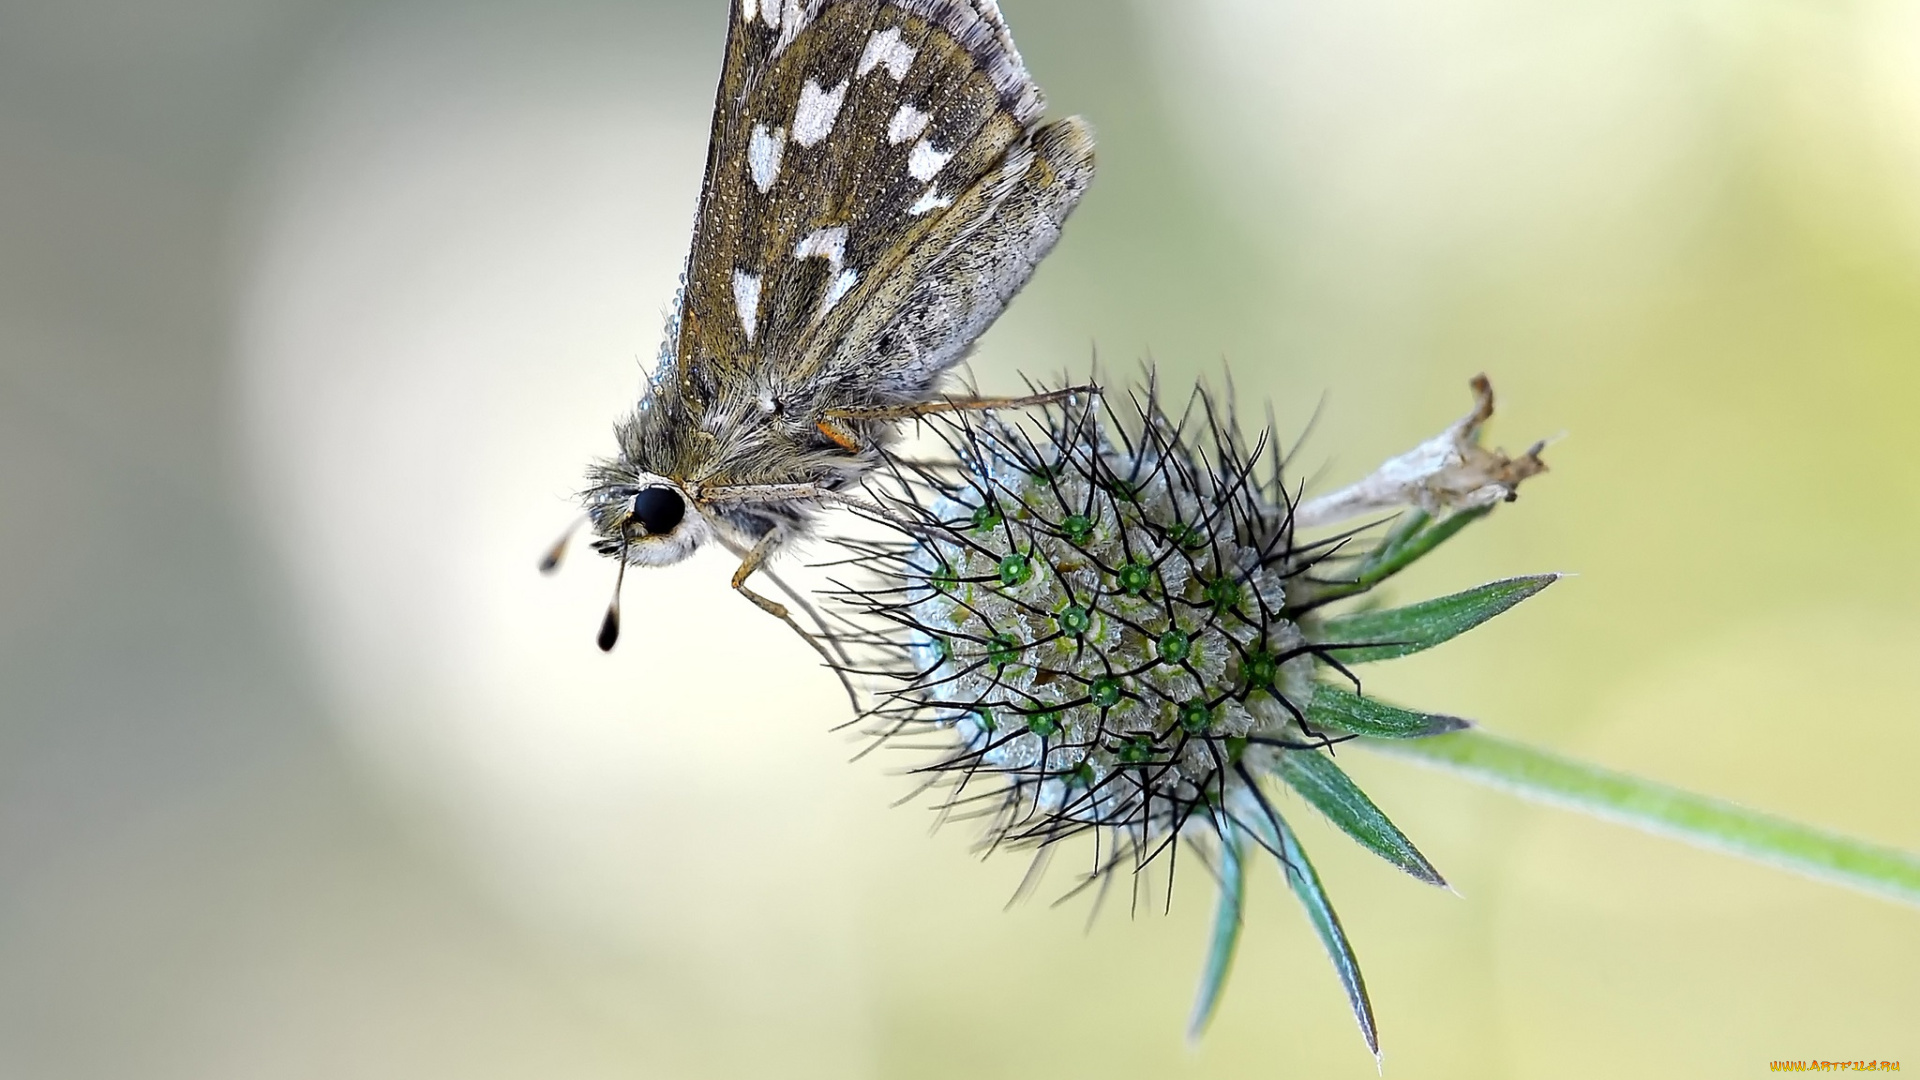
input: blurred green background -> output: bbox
[4,0,1918,1076]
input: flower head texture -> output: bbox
[825,375,1552,1054]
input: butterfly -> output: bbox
[552,0,1096,657]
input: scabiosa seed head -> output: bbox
[826,375,1553,1055]
[834,384,1345,873]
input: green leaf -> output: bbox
[1241,804,1379,1059]
[1319,574,1557,663]
[1306,684,1470,739]
[1187,820,1246,1042]
[1275,750,1447,887]
[1368,729,1920,909]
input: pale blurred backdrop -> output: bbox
[4,0,1919,1076]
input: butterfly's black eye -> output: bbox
[631,487,685,536]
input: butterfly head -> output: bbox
[585,475,712,567]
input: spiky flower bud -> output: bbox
[869,391,1324,856]
[829,375,1552,1053]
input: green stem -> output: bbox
[1366,729,1920,908]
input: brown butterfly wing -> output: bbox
[672,0,1091,412]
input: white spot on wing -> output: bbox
[748,124,785,192]
[770,0,810,50]
[858,27,917,81]
[907,186,952,215]
[886,104,931,146]
[793,226,848,272]
[740,0,758,23]
[791,79,850,148]
[822,269,859,313]
[907,139,954,182]
[760,0,780,28]
[732,270,762,343]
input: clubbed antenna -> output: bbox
[538,515,589,575]
[598,536,629,652]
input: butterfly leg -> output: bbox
[728,533,790,617]
[819,384,1100,452]
[701,481,920,533]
